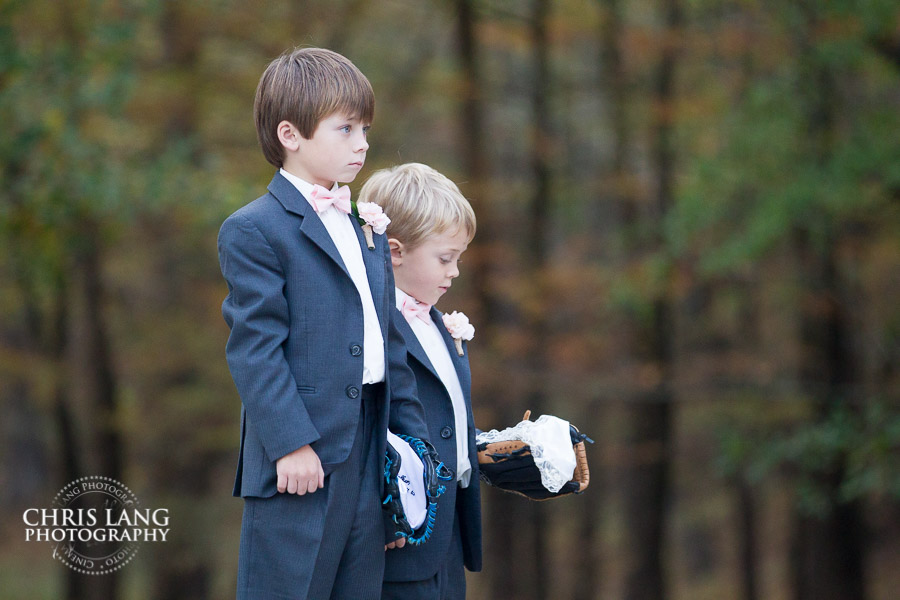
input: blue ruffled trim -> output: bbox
[393,434,453,545]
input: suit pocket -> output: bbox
[296,385,317,394]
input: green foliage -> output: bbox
[718,399,900,516]
[669,1,900,275]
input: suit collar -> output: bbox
[268,172,386,308]
[268,171,311,218]
[396,304,475,434]
[394,301,472,403]
[394,307,441,382]
[268,172,348,280]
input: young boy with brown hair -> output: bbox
[218,48,429,599]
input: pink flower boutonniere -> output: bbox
[352,201,391,249]
[442,311,475,356]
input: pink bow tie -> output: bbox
[309,184,351,214]
[401,297,432,324]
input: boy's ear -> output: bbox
[276,120,301,152]
[388,238,403,267]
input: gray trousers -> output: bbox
[380,512,467,600]
[237,390,384,600]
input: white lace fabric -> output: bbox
[476,415,576,493]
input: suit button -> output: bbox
[346,386,360,399]
[350,344,362,357]
[440,426,453,439]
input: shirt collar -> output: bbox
[279,168,339,210]
[395,288,432,320]
[395,287,413,311]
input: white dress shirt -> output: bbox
[396,288,471,487]
[281,169,385,384]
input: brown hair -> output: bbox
[359,163,476,249]
[253,47,375,167]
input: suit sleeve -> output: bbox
[382,243,429,441]
[218,213,320,462]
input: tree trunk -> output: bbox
[621,1,681,599]
[599,0,634,231]
[144,5,213,598]
[736,476,759,600]
[788,4,866,599]
[524,1,553,597]
[453,2,520,597]
[49,276,90,600]
[570,3,631,597]
[790,470,865,600]
[11,209,87,599]
[455,0,496,323]
[622,398,671,600]
[790,233,865,600]
[76,220,122,600]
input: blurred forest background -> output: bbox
[1,0,898,599]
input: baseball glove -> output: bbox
[383,433,454,546]
[477,410,593,500]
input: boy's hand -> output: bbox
[276,444,324,495]
[384,538,406,551]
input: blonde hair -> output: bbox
[254,47,375,168]
[359,163,476,249]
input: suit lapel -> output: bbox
[354,219,386,316]
[267,173,351,279]
[433,309,477,440]
[432,308,472,405]
[401,304,476,439]
[395,308,441,381]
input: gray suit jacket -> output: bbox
[384,307,483,578]
[218,172,428,498]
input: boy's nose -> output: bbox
[355,133,369,152]
[448,263,460,278]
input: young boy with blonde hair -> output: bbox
[218,48,429,599]
[360,163,482,599]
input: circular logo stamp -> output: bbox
[23,476,170,574]
[50,476,141,575]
